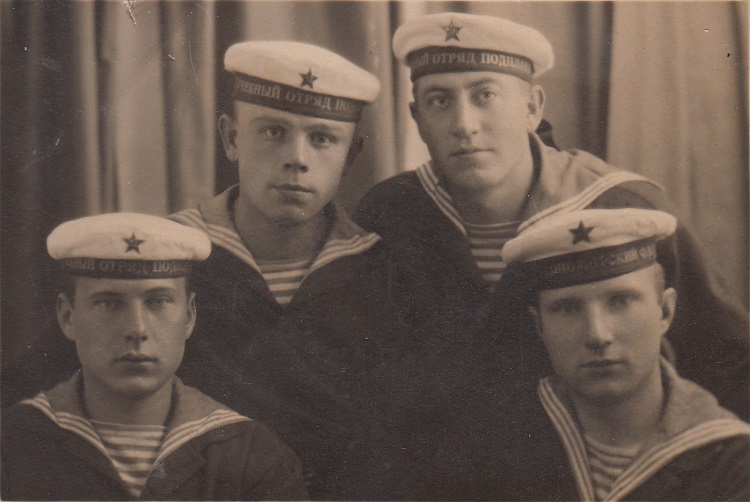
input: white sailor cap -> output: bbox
[502,209,677,289]
[224,41,381,122]
[47,213,212,279]
[393,12,554,82]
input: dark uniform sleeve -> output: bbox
[720,437,750,502]
[1,448,10,501]
[590,181,749,420]
[353,174,414,237]
[626,435,750,501]
[241,422,310,500]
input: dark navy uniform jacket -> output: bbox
[353,133,749,499]
[354,133,748,421]
[170,186,409,500]
[1,374,308,501]
[416,361,750,501]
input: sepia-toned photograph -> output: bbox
[1,1,748,500]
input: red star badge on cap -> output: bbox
[124,233,144,253]
[300,69,318,89]
[569,221,594,244]
[443,19,462,41]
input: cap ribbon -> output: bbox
[406,46,533,82]
[521,237,658,289]
[61,258,193,279]
[232,73,366,122]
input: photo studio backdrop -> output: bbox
[2,1,747,404]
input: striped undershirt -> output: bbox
[257,257,312,305]
[584,434,640,501]
[91,420,167,498]
[463,220,519,290]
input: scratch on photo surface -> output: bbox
[189,37,197,81]
[122,0,137,26]
[192,0,213,26]
[109,8,195,107]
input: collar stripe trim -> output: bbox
[538,381,596,500]
[311,233,381,272]
[539,379,750,502]
[606,419,750,501]
[23,394,251,468]
[21,395,114,459]
[173,207,380,278]
[171,209,263,272]
[157,409,250,462]
[170,198,380,286]
[519,171,656,232]
[206,223,262,272]
[169,209,207,232]
[416,162,467,236]
[414,153,662,238]
[204,223,379,275]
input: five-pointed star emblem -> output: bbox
[300,69,318,89]
[569,221,595,244]
[124,233,144,253]
[443,19,462,41]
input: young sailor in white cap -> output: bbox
[1,213,307,501]
[354,11,748,421]
[503,208,750,501]
[169,41,405,499]
[417,208,749,500]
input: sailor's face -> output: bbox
[532,266,675,404]
[222,102,357,226]
[59,277,195,399]
[411,72,540,193]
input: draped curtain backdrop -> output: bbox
[2,1,747,405]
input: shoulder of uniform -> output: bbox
[184,414,292,455]
[168,208,209,232]
[559,147,620,178]
[2,401,63,438]
[354,171,426,227]
[671,432,750,468]
[534,143,666,209]
[590,179,674,213]
[361,171,422,201]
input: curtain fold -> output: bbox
[607,1,748,302]
[98,1,218,214]
[160,1,217,212]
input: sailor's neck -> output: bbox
[233,198,329,261]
